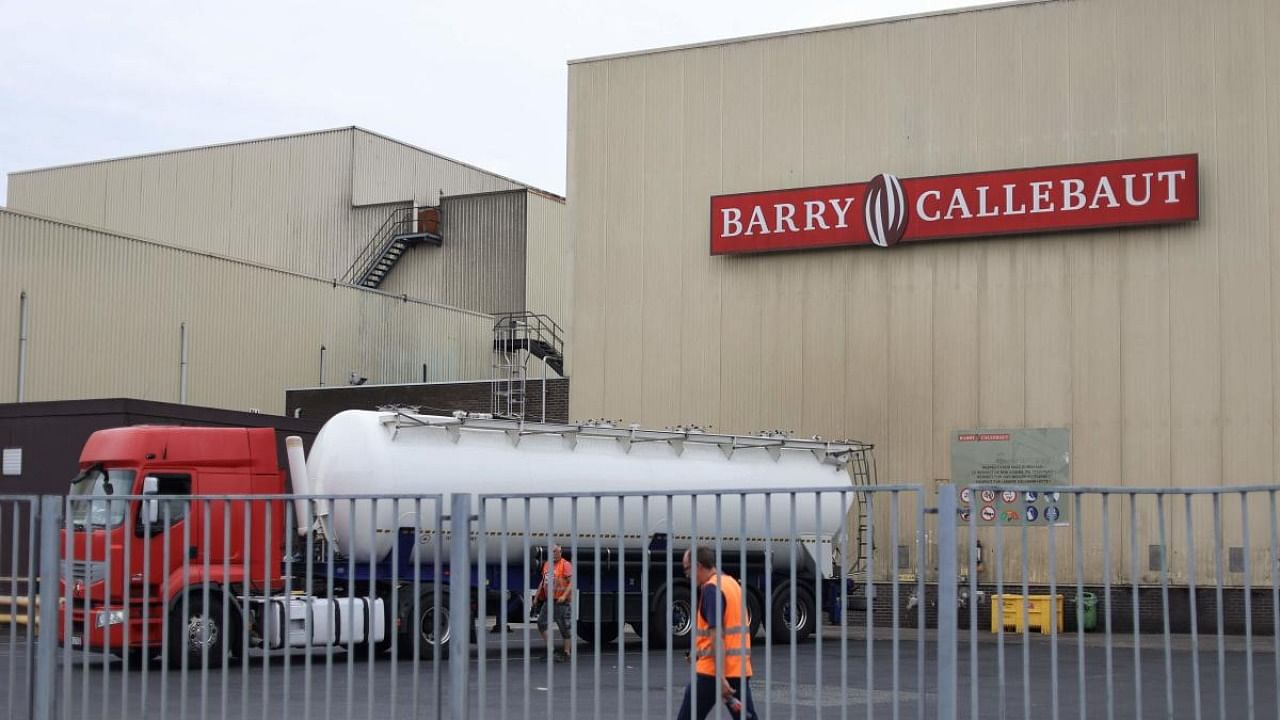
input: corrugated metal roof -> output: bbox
[567,0,1057,65]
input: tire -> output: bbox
[769,582,815,644]
[647,583,694,649]
[167,590,236,670]
[399,588,451,659]
[744,589,764,640]
[576,620,620,646]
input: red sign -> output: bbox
[958,433,1011,442]
[709,154,1198,255]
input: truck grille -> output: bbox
[69,560,107,584]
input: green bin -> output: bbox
[1066,592,1098,632]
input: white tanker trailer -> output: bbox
[283,410,875,651]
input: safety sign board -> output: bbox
[951,427,1070,527]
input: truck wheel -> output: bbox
[400,590,450,659]
[769,582,815,644]
[745,590,764,640]
[576,621,620,645]
[167,591,236,670]
[648,583,694,649]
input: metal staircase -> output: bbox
[342,206,442,288]
[492,312,564,421]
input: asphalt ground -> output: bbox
[3,622,1278,719]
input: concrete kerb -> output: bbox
[831,623,1262,653]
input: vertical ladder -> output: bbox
[492,316,526,419]
[491,313,564,421]
[846,443,877,604]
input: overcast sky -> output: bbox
[0,0,972,201]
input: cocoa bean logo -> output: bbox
[863,173,908,247]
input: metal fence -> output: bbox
[3,496,40,720]
[944,485,1280,720]
[2,485,1278,719]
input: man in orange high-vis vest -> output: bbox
[535,543,575,662]
[677,546,759,720]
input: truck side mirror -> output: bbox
[142,476,160,525]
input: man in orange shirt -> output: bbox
[677,546,758,720]
[535,543,575,662]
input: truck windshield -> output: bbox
[69,466,137,528]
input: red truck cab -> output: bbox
[61,425,286,660]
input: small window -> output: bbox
[2,448,21,476]
[136,474,192,536]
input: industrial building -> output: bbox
[565,0,1275,605]
[2,127,568,415]
[3,0,1272,630]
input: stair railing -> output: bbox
[341,206,420,285]
[491,312,564,356]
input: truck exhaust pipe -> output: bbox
[286,436,328,536]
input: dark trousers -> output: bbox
[676,674,758,720]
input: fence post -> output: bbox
[449,493,472,720]
[935,485,957,720]
[32,496,61,720]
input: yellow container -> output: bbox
[990,594,1063,635]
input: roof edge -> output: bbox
[568,0,1056,65]
[527,187,567,204]
[0,397,321,430]
[438,186,564,205]
[8,126,567,199]
[285,376,568,393]
[8,126,359,177]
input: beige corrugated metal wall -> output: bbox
[350,130,523,207]
[5,128,531,283]
[6,130,366,278]
[525,190,571,348]
[567,0,1280,585]
[380,190,527,314]
[0,209,493,415]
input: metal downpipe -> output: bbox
[179,322,189,404]
[16,291,28,402]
